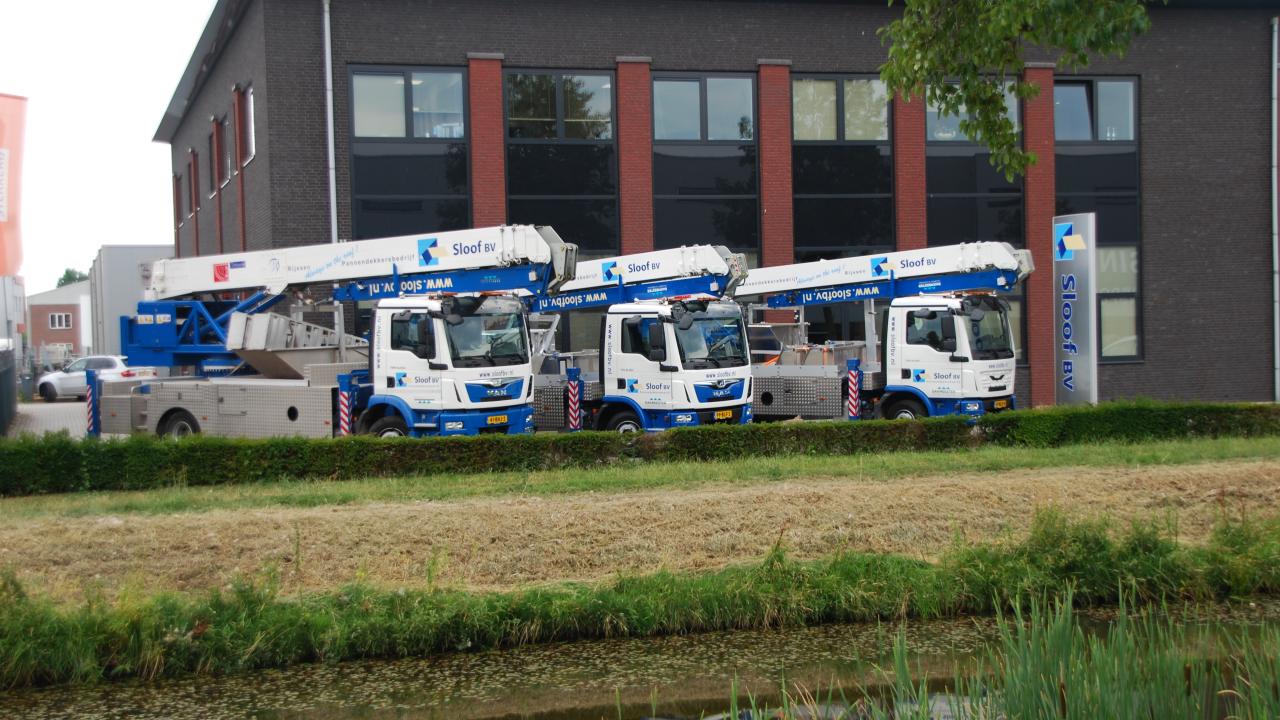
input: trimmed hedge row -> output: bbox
[1,400,1278,497]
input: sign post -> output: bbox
[1052,213,1098,405]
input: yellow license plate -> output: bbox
[994,400,1009,409]
[714,409,733,420]
[487,415,508,425]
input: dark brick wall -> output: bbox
[467,56,506,228]
[1080,8,1276,402]
[170,0,271,257]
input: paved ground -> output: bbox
[5,400,86,437]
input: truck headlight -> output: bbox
[445,421,465,431]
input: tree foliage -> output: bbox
[879,0,1158,179]
[55,268,88,288]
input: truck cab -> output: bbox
[360,293,535,436]
[881,293,1017,419]
[596,298,752,431]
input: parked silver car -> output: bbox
[36,355,156,402]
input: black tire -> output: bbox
[39,384,58,403]
[369,415,409,438]
[160,409,201,438]
[886,398,927,421]
[605,410,643,433]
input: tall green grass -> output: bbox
[749,593,1280,719]
[3,510,1279,689]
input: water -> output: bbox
[4,599,1279,720]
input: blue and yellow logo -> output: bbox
[1054,223,1086,261]
[395,371,408,387]
[870,256,890,278]
[603,261,622,282]
[912,369,926,382]
[626,378,638,393]
[418,237,444,267]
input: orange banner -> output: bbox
[0,93,27,277]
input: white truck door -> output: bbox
[607,314,674,410]
[894,307,964,400]
[375,309,444,409]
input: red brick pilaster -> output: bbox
[757,60,794,269]
[893,93,927,250]
[468,53,507,227]
[616,57,654,255]
[1023,64,1057,407]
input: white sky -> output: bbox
[0,0,216,294]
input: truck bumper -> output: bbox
[411,405,535,437]
[656,403,752,429]
[942,395,1016,418]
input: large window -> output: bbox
[926,83,1025,359]
[49,313,72,330]
[1055,77,1141,361]
[792,75,893,343]
[350,67,469,239]
[653,74,759,263]
[505,71,618,256]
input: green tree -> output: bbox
[879,0,1159,179]
[56,268,88,288]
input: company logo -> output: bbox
[870,256,890,278]
[268,257,281,273]
[912,368,926,382]
[626,378,639,393]
[418,237,444,267]
[213,263,230,282]
[602,261,621,282]
[709,379,734,390]
[1054,222,1086,261]
[395,371,408,387]
[230,260,246,269]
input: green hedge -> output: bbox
[2,401,1278,497]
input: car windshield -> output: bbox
[963,305,1015,360]
[444,298,529,368]
[675,315,749,369]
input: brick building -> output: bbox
[157,0,1280,404]
[27,279,91,368]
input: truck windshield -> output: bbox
[963,306,1015,360]
[445,298,529,368]
[675,315,749,369]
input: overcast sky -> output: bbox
[0,0,216,294]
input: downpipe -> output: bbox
[323,0,339,244]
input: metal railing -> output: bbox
[0,350,16,435]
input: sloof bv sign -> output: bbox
[1053,213,1098,405]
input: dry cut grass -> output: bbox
[1,457,1277,603]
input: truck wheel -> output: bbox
[39,384,58,403]
[605,410,643,433]
[160,410,201,438]
[369,415,409,438]
[886,398,927,421]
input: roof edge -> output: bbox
[154,0,250,145]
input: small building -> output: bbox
[27,280,91,370]
[89,245,171,356]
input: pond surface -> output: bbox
[5,598,1279,720]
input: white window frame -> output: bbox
[242,85,256,166]
[49,312,73,330]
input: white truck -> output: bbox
[93,225,576,438]
[735,242,1033,420]
[529,246,754,432]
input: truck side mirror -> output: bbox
[647,322,667,363]
[940,337,957,353]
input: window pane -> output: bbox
[927,196,1024,247]
[411,72,464,138]
[654,80,701,140]
[1097,81,1134,141]
[353,198,469,239]
[1005,297,1025,362]
[353,142,469,196]
[926,146,1022,194]
[793,145,892,195]
[927,84,1017,142]
[844,79,888,141]
[1054,84,1092,141]
[654,198,759,250]
[564,75,612,140]
[1055,146,1138,193]
[1100,297,1138,357]
[792,79,837,141]
[508,144,617,196]
[353,73,406,137]
[507,198,618,253]
[1053,195,1138,246]
[793,197,893,249]
[1097,246,1138,293]
[653,145,756,196]
[707,77,754,141]
[507,73,557,139]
